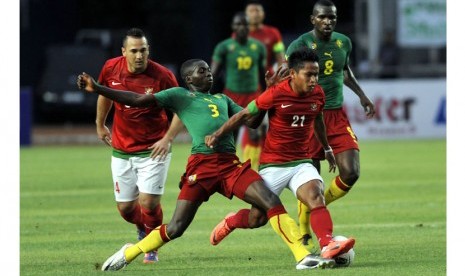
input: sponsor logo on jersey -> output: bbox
[324,52,333,59]
[111,81,121,85]
[203,98,214,103]
[281,104,292,108]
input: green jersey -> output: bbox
[212,38,266,93]
[154,87,243,154]
[286,31,352,109]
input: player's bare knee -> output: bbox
[139,194,161,209]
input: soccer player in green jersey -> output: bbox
[211,12,267,171]
[285,0,376,249]
[77,59,335,270]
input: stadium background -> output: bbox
[17,1,449,274]
[19,0,446,145]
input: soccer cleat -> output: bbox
[143,251,159,263]
[210,212,235,245]
[101,243,133,271]
[321,237,356,259]
[296,254,336,270]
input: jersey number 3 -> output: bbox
[208,104,219,117]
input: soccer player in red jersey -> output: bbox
[77,58,335,271]
[95,28,183,263]
[245,0,286,74]
[285,0,376,249]
[206,48,355,261]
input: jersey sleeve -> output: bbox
[225,94,243,116]
[161,69,179,89]
[153,87,185,112]
[97,60,110,84]
[254,87,275,110]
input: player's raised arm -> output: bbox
[77,72,156,108]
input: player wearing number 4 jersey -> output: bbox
[78,58,335,271]
[285,0,376,248]
[96,28,183,264]
[205,47,355,262]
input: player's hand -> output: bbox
[205,134,218,149]
[360,96,376,119]
[96,125,112,147]
[265,64,290,88]
[149,138,171,161]
[325,150,337,173]
[77,72,98,93]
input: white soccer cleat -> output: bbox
[101,243,133,271]
[296,254,336,270]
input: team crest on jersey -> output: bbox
[187,174,197,184]
[145,87,154,94]
[310,103,318,111]
[311,43,317,50]
[336,39,343,48]
[250,43,257,51]
[229,44,236,51]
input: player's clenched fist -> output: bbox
[204,134,218,149]
[76,72,98,93]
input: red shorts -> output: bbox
[178,153,262,202]
[309,108,359,160]
[223,88,261,108]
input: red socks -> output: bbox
[310,206,333,247]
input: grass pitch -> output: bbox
[20,139,446,275]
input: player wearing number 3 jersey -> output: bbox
[78,58,336,271]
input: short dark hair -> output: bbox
[180,59,204,80]
[123,28,146,46]
[288,48,319,71]
[314,0,335,8]
[245,0,263,7]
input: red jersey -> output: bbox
[248,24,284,72]
[253,80,325,164]
[98,57,178,153]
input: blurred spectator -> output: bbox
[377,30,399,78]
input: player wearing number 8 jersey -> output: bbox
[286,0,376,249]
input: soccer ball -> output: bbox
[332,235,355,267]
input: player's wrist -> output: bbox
[324,146,333,153]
